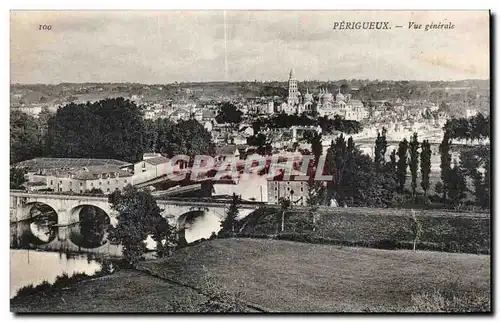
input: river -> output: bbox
[10,249,102,299]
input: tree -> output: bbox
[278,197,291,233]
[220,193,240,234]
[306,178,325,231]
[10,166,27,189]
[333,135,348,204]
[306,132,323,164]
[472,171,486,208]
[434,181,444,196]
[439,133,452,205]
[459,144,490,208]
[247,133,272,156]
[10,110,43,164]
[47,98,146,162]
[374,127,388,172]
[388,149,397,176]
[215,102,243,125]
[88,188,104,195]
[37,107,55,155]
[410,210,423,251]
[420,140,432,196]
[483,156,491,209]
[447,160,467,209]
[408,133,420,199]
[107,185,174,266]
[396,138,409,195]
[155,118,214,158]
[323,141,336,202]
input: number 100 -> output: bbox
[39,25,52,30]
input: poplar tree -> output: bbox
[420,140,432,196]
[409,133,420,200]
[447,160,467,209]
[374,127,388,173]
[439,132,452,205]
[397,138,409,195]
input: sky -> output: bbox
[10,10,490,84]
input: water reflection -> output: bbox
[10,249,102,299]
[185,212,220,243]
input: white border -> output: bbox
[1,1,497,321]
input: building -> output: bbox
[267,176,309,206]
[290,125,322,143]
[12,105,44,117]
[44,166,133,194]
[133,155,170,180]
[267,101,275,114]
[280,68,368,120]
[16,158,134,194]
[169,108,191,122]
[202,109,217,123]
[215,145,241,164]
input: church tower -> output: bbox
[287,68,299,106]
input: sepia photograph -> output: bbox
[9,9,491,313]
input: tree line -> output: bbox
[10,97,213,165]
[302,115,490,210]
[443,113,490,142]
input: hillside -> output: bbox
[140,238,490,312]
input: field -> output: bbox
[11,238,490,312]
[140,239,490,312]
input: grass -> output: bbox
[240,207,490,254]
[11,238,490,312]
[10,270,207,313]
[404,289,490,313]
[140,238,491,312]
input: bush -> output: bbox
[170,273,249,312]
[414,195,431,205]
[12,261,114,300]
[406,289,490,312]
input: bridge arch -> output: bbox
[176,207,226,245]
[16,202,58,246]
[68,204,111,249]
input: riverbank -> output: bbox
[10,269,209,313]
[11,238,491,312]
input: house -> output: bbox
[17,158,132,180]
[232,133,247,145]
[133,155,170,175]
[169,108,191,122]
[238,124,254,137]
[267,175,309,206]
[202,110,217,123]
[44,166,134,194]
[144,110,156,119]
[15,158,134,194]
[215,145,240,164]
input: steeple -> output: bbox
[287,68,299,107]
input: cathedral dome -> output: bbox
[336,92,346,102]
[304,92,313,102]
[322,92,333,104]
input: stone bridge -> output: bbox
[10,191,261,256]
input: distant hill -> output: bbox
[10,79,490,108]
